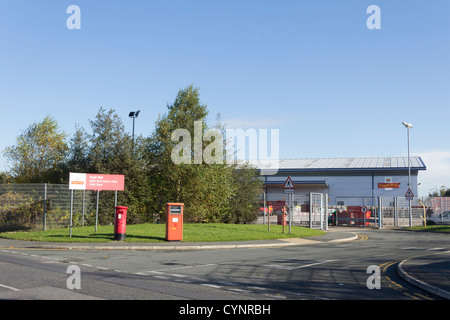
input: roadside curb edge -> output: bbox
[397,259,450,300]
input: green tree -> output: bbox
[3,116,68,183]
[227,163,263,223]
[0,172,13,184]
[65,124,90,174]
[146,85,263,223]
[146,85,233,222]
[88,107,131,174]
[86,107,151,224]
[428,186,450,197]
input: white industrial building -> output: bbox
[259,157,426,206]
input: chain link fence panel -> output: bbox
[0,184,117,231]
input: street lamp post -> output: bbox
[402,121,413,227]
[129,110,141,155]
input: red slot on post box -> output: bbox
[166,203,184,241]
[114,206,128,241]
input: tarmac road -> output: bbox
[0,227,448,301]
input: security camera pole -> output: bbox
[129,110,141,156]
[402,122,413,227]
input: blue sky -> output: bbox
[0,1,449,195]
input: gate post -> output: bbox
[43,183,47,231]
[324,194,329,231]
[378,197,383,229]
[320,194,324,230]
[309,193,313,229]
[263,191,266,226]
[289,193,294,234]
[394,197,398,227]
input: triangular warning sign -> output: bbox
[283,176,295,189]
[405,188,414,198]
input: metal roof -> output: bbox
[270,157,426,172]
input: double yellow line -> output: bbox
[379,260,398,273]
[356,234,368,241]
[379,260,434,300]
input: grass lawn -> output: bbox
[406,225,450,233]
[0,223,326,243]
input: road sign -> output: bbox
[283,176,295,189]
[69,173,125,191]
[405,188,414,198]
[69,172,87,190]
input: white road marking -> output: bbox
[168,273,188,278]
[264,259,339,270]
[229,288,253,293]
[201,283,222,289]
[0,283,21,292]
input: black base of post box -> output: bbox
[114,233,126,241]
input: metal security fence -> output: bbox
[0,183,116,231]
[259,193,445,230]
[257,192,328,230]
[0,183,45,231]
[415,197,450,225]
[335,197,377,207]
[330,196,427,228]
[379,197,425,228]
[426,197,450,216]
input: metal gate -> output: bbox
[258,192,328,230]
[309,193,328,230]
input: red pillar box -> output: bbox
[114,206,128,241]
[166,203,184,241]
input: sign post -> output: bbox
[283,176,295,234]
[69,173,125,236]
[95,190,99,232]
[69,189,74,237]
[405,188,414,228]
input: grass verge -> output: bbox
[0,223,326,243]
[406,225,450,233]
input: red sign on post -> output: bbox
[86,174,124,191]
[69,173,125,191]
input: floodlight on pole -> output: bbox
[402,122,413,129]
[129,110,141,155]
[402,121,413,227]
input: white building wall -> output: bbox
[264,172,420,206]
